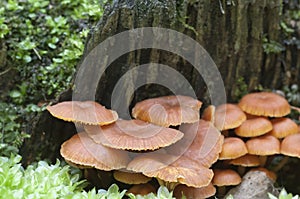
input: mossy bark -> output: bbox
[21,0,299,174]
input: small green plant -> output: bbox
[0,155,179,199]
[262,36,285,54]
[283,84,300,106]
[233,77,248,101]
[268,188,299,199]
[0,155,87,198]
[225,189,299,199]
[0,103,31,157]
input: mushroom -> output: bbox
[281,133,300,158]
[167,120,224,168]
[219,137,248,160]
[212,169,242,196]
[269,118,299,139]
[229,154,260,175]
[201,105,215,123]
[113,170,151,185]
[238,92,291,117]
[132,95,202,127]
[46,101,118,125]
[229,154,260,167]
[214,104,247,131]
[127,153,213,190]
[84,119,184,151]
[275,133,300,172]
[235,117,273,137]
[127,183,156,196]
[245,134,280,166]
[60,132,130,170]
[173,183,216,199]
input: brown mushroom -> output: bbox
[214,104,247,131]
[229,154,260,167]
[281,133,300,158]
[46,101,118,125]
[127,183,156,196]
[127,153,213,190]
[113,170,151,185]
[167,120,224,168]
[238,92,290,117]
[245,134,280,166]
[235,117,273,137]
[273,133,300,172]
[229,154,260,175]
[201,105,215,123]
[84,119,184,151]
[173,183,216,199]
[269,118,299,139]
[60,132,129,170]
[212,169,241,195]
[219,137,248,160]
[132,95,202,127]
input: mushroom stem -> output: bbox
[272,156,289,173]
[259,156,268,167]
[156,179,178,191]
[237,166,246,176]
[217,186,227,197]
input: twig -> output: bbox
[33,48,42,60]
[0,67,12,76]
[291,106,300,113]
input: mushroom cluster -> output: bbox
[47,95,224,198]
[202,91,300,195]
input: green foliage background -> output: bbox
[0,0,106,156]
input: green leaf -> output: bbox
[9,90,21,98]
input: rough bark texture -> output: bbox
[21,0,299,174]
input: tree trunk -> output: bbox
[21,0,299,169]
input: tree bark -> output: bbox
[21,0,299,169]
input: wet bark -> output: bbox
[21,0,300,168]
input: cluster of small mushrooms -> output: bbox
[46,92,300,198]
[202,92,300,195]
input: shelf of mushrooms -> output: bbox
[46,92,300,198]
[47,95,224,198]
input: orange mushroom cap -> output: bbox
[46,101,118,125]
[214,104,247,131]
[173,183,216,199]
[127,183,156,196]
[246,134,280,155]
[219,137,248,160]
[281,133,300,158]
[127,153,213,188]
[201,105,215,123]
[84,119,183,151]
[132,95,202,127]
[238,92,290,117]
[235,117,273,137]
[60,132,129,170]
[212,169,241,186]
[269,118,299,138]
[113,170,151,184]
[167,120,224,167]
[229,154,260,167]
